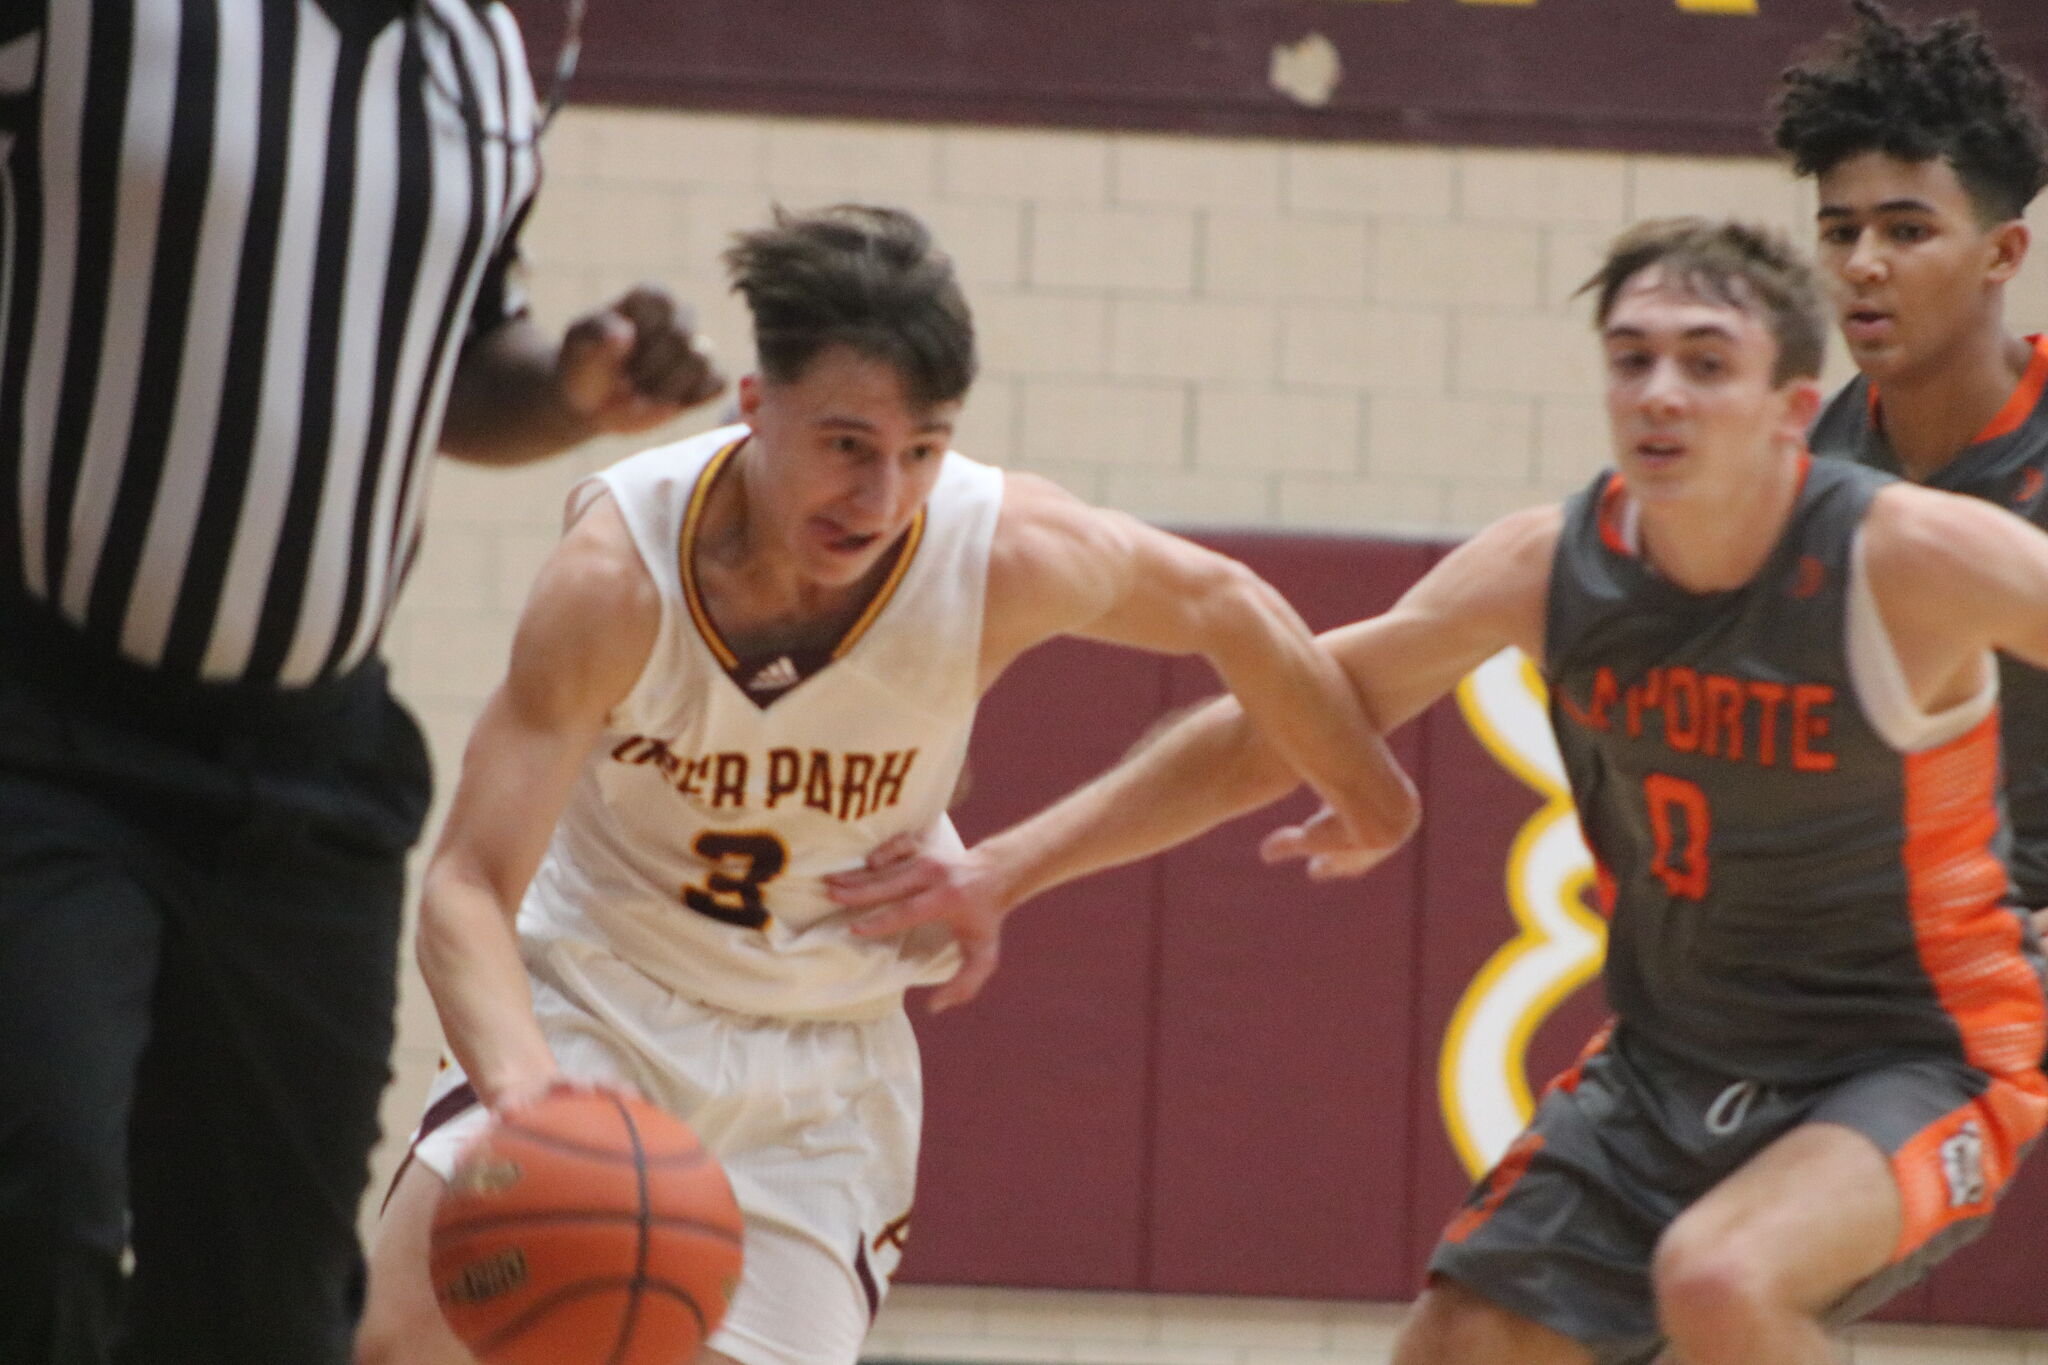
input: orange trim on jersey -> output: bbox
[1597,474,1632,555]
[678,439,747,671]
[1897,706,2048,1261]
[1597,455,1809,559]
[831,508,926,660]
[1887,1073,2047,1261]
[1974,334,2048,444]
[1867,334,2048,445]
[1902,711,2048,1078]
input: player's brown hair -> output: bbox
[1774,0,2048,224]
[725,204,976,409]
[1579,218,1829,385]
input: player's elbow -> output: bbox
[1180,555,1292,652]
[1322,747,1422,855]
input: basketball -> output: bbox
[429,1091,744,1365]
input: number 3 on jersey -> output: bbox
[683,831,789,929]
[1644,772,1710,900]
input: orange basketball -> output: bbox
[429,1091,744,1365]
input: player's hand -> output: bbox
[2032,906,2048,944]
[480,1068,567,1120]
[557,285,725,435]
[1258,802,1402,881]
[488,1073,645,1122]
[827,833,1016,1013]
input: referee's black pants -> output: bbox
[0,605,430,1365]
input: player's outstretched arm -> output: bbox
[440,285,725,466]
[833,497,1557,1009]
[977,473,1422,850]
[415,493,658,1111]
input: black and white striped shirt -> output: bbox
[0,0,539,686]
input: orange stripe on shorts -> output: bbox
[1443,1131,1547,1245]
[1887,1072,2048,1261]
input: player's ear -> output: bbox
[1780,377,1824,438]
[737,372,764,424]
[1987,218,2030,286]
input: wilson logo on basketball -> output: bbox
[446,1247,529,1304]
[452,1155,523,1196]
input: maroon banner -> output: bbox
[513,0,2048,156]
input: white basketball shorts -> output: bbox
[409,939,924,1365]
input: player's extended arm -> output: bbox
[980,473,1421,849]
[982,499,1556,889]
[834,501,1556,1009]
[440,286,725,466]
[415,495,658,1111]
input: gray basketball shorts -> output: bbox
[1427,1023,2046,1365]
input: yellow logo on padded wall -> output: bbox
[1442,649,1606,1178]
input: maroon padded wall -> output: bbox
[895,530,2048,1328]
[1144,536,1434,1299]
[905,638,1169,1288]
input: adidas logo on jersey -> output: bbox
[746,656,801,693]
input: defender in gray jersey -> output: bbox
[1778,2,2048,935]
[830,220,2048,1365]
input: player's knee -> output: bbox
[1652,1228,1777,1358]
[1395,1281,1535,1365]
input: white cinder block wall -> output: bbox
[378,108,2048,1365]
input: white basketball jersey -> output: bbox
[519,424,1004,1020]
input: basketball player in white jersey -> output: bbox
[353,204,1419,1365]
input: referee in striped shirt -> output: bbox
[0,2,721,1360]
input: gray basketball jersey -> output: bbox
[1813,335,2048,903]
[1545,457,2048,1085]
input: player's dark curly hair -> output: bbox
[1773,0,2048,222]
[1580,219,1829,384]
[725,204,977,409]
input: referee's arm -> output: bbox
[440,284,726,466]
